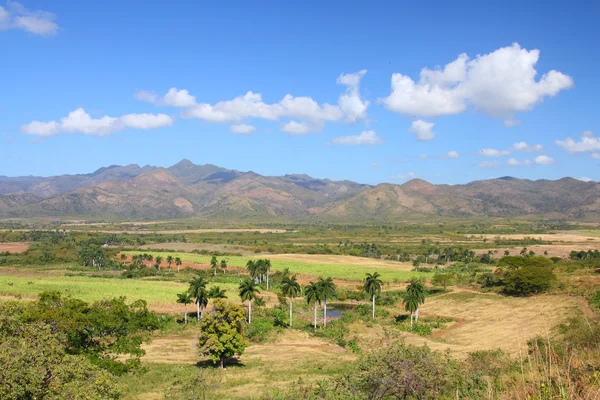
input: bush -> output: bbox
[502,266,556,296]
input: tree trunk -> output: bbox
[410,312,413,330]
[184,310,187,324]
[323,296,327,327]
[372,294,375,319]
[313,302,317,332]
[415,307,419,322]
[289,297,293,327]
[220,357,224,369]
[266,272,269,290]
[248,300,252,324]
[196,301,200,322]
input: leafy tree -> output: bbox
[406,278,426,322]
[78,244,107,270]
[197,299,248,369]
[239,278,260,323]
[208,286,227,299]
[220,258,228,273]
[155,255,163,270]
[166,255,174,270]
[210,255,218,276]
[363,272,383,319]
[431,273,454,292]
[246,260,258,281]
[305,281,322,332]
[504,250,510,256]
[280,274,301,327]
[189,277,208,322]
[318,276,336,327]
[502,266,556,296]
[175,256,182,272]
[176,292,193,324]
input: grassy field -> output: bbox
[124,251,426,282]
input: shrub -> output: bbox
[502,266,556,296]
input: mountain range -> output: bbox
[1,160,599,220]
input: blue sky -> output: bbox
[1,0,599,184]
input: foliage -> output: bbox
[497,256,553,270]
[197,299,248,368]
[431,272,454,291]
[501,266,556,296]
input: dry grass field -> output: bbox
[0,243,29,253]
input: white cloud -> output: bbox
[229,124,255,134]
[135,70,369,133]
[478,161,500,168]
[381,43,573,120]
[593,153,600,160]
[555,131,600,153]
[409,120,436,141]
[0,1,58,36]
[534,155,555,165]
[447,151,459,159]
[507,158,532,167]
[578,177,593,182]
[480,148,511,157]
[20,108,173,136]
[504,119,522,127]
[392,172,416,180]
[512,141,543,152]
[329,130,383,146]
[281,121,310,135]
[370,162,380,167]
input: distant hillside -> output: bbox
[0,160,598,220]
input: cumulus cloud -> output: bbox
[392,172,416,180]
[229,124,255,134]
[555,130,600,154]
[135,70,369,133]
[281,121,310,135]
[578,177,593,182]
[329,130,383,146]
[409,120,436,141]
[593,153,600,160]
[507,158,532,167]
[534,155,555,165]
[447,151,459,159]
[0,1,58,36]
[512,141,543,152]
[480,148,511,157]
[381,43,573,121]
[478,161,500,168]
[20,108,173,136]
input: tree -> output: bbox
[175,257,182,272]
[188,277,208,322]
[405,278,426,326]
[246,260,258,282]
[431,273,453,292]
[144,253,153,268]
[176,292,193,324]
[318,276,336,327]
[155,255,163,270]
[120,253,127,265]
[504,250,510,256]
[166,255,174,270]
[403,292,419,330]
[220,259,228,274]
[210,255,218,276]
[208,286,227,299]
[239,278,260,324]
[304,282,322,332]
[197,299,248,369]
[281,274,301,327]
[363,272,383,319]
[502,266,556,296]
[264,259,271,289]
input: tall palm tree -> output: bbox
[208,286,227,299]
[403,293,420,330]
[281,274,301,327]
[144,254,153,269]
[246,260,258,282]
[264,259,271,289]
[363,272,383,319]
[239,278,260,323]
[220,259,227,274]
[406,278,426,322]
[155,255,163,270]
[176,292,192,324]
[304,282,322,332]
[166,255,174,270]
[188,277,208,322]
[175,257,182,272]
[210,255,218,276]
[318,277,336,327]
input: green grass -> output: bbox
[576,230,600,238]
[125,251,426,282]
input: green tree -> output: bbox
[155,255,163,270]
[188,277,208,322]
[239,278,260,324]
[197,299,248,369]
[220,258,228,273]
[176,292,193,324]
[166,255,174,270]
[403,292,419,330]
[175,256,182,272]
[246,260,258,282]
[406,278,426,322]
[210,255,218,276]
[502,266,556,296]
[363,272,383,319]
[208,286,227,299]
[304,281,322,332]
[318,276,336,327]
[431,273,454,292]
[281,274,301,327]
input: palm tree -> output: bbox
[210,255,218,276]
[166,255,174,270]
[144,253,153,269]
[188,277,208,322]
[363,272,383,319]
[208,286,227,299]
[246,260,258,282]
[220,259,227,274]
[155,255,163,270]
[239,278,260,323]
[281,274,301,327]
[318,277,336,327]
[264,259,271,289]
[304,282,322,332]
[406,278,426,322]
[403,293,419,330]
[176,292,192,324]
[120,253,127,265]
[175,257,182,272]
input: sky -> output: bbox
[1,0,600,185]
